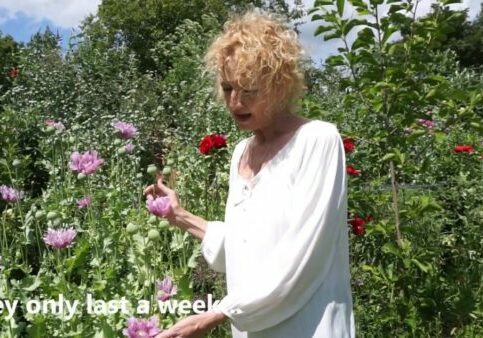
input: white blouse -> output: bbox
[202,120,355,338]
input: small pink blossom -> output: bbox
[76,196,92,209]
[124,143,135,154]
[146,195,171,217]
[43,228,77,249]
[416,119,434,129]
[156,276,178,302]
[123,316,161,338]
[45,119,65,131]
[112,121,138,139]
[69,151,104,175]
[0,185,24,203]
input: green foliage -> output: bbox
[86,0,304,73]
[423,3,483,68]
[0,0,482,336]
[309,0,482,335]
[0,32,21,96]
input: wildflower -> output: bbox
[43,228,77,249]
[146,195,171,217]
[0,185,24,203]
[349,217,366,236]
[156,277,178,302]
[112,121,138,139]
[69,151,104,175]
[346,165,361,176]
[453,145,475,154]
[198,134,227,155]
[342,138,355,153]
[123,316,161,338]
[76,196,92,209]
[45,119,65,131]
[416,119,434,129]
[124,143,135,154]
[7,68,19,78]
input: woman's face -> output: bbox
[221,55,274,131]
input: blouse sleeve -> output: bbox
[201,139,248,274]
[214,124,347,332]
[201,221,226,273]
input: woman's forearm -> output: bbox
[172,208,208,241]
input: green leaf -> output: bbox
[336,0,345,16]
[326,55,345,66]
[349,0,369,11]
[382,242,400,257]
[381,153,395,162]
[101,322,116,338]
[314,25,334,36]
[406,129,427,142]
[352,27,375,49]
[441,0,461,5]
[311,14,326,22]
[314,0,334,6]
[411,258,431,273]
[324,31,342,41]
[434,131,447,144]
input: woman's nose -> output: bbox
[229,90,243,109]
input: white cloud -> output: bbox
[0,0,101,28]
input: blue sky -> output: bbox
[0,0,481,64]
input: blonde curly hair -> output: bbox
[204,9,306,114]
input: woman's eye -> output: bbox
[242,90,258,96]
[222,87,232,92]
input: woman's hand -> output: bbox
[155,312,226,338]
[144,176,184,227]
[144,176,208,240]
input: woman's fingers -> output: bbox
[156,177,172,195]
[143,175,170,197]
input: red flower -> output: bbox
[211,134,227,148]
[343,138,355,153]
[453,145,475,154]
[349,217,366,228]
[365,214,374,222]
[352,224,365,236]
[346,165,361,176]
[349,217,366,236]
[198,134,227,155]
[7,68,19,78]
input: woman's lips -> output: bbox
[234,113,251,122]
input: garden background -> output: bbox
[0,0,482,337]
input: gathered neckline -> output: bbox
[236,120,315,184]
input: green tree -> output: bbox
[410,3,483,68]
[0,32,21,96]
[442,3,483,68]
[82,0,303,73]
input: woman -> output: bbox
[145,10,355,338]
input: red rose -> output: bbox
[212,134,227,148]
[198,134,227,155]
[349,217,366,236]
[343,138,355,153]
[7,68,19,78]
[352,224,365,236]
[346,165,361,176]
[349,217,366,228]
[453,145,475,153]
